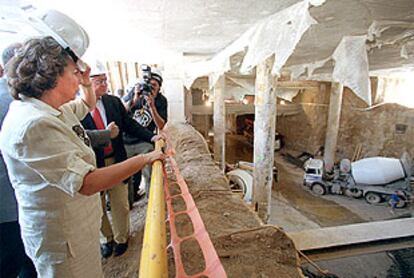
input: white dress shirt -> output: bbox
[95,98,108,127]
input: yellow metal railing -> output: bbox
[139,139,168,278]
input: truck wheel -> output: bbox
[392,196,408,209]
[229,175,247,194]
[345,188,363,198]
[228,173,253,203]
[365,192,382,204]
[311,183,326,195]
[395,199,407,208]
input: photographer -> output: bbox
[122,67,168,198]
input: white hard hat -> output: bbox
[89,60,107,77]
[26,9,89,70]
[151,68,163,86]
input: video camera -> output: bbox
[137,64,153,96]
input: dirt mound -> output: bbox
[215,226,302,278]
[165,123,303,277]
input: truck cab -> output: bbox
[303,159,324,186]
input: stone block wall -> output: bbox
[337,87,414,159]
[278,78,414,161]
[276,83,330,154]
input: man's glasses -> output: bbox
[93,79,108,85]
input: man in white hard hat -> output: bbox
[81,60,160,258]
[122,66,168,198]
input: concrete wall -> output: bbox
[276,83,330,154]
[189,88,211,137]
[337,87,414,159]
[278,78,414,161]
[187,78,414,161]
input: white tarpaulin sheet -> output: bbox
[286,36,372,106]
[184,0,318,89]
[226,75,300,101]
[332,36,372,106]
[240,0,317,75]
[226,76,255,93]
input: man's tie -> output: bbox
[91,107,113,156]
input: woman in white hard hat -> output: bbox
[0,36,164,277]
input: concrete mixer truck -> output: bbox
[303,153,413,208]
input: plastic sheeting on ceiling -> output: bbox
[1,0,413,106]
[183,0,414,106]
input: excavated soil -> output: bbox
[164,123,303,277]
[214,226,301,278]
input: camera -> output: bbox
[139,64,153,96]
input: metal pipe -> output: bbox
[139,140,168,278]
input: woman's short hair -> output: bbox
[6,36,70,100]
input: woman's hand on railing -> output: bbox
[143,150,166,164]
[151,134,165,142]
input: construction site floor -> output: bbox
[101,134,413,277]
[225,134,414,278]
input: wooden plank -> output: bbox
[276,80,321,88]
[299,238,414,262]
[117,61,125,91]
[124,62,129,85]
[190,103,300,116]
[135,62,139,78]
[106,61,115,94]
[225,73,322,89]
[289,218,414,252]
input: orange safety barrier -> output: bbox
[164,153,227,278]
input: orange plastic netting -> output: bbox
[163,153,227,278]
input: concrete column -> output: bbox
[163,51,185,123]
[204,114,210,138]
[252,58,276,223]
[184,88,193,124]
[323,82,344,172]
[213,75,226,171]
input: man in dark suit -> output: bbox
[81,61,157,258]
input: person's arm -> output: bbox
[86,129,111,148]
[117,97,154,142]
[79,150,163,195]
[5,116,162,198]
[86,122,119,148]
[86,121,119,147]
[79,66,96,110]
[121,89,135,112]
[146,94,167,130]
